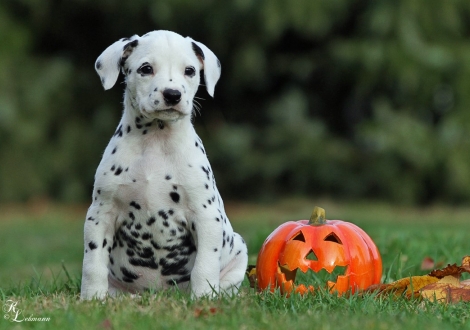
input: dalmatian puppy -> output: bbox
[80,30,248,300]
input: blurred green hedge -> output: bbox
[1,0,470,204]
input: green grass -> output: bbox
[1,199,469,329]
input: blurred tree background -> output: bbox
[1,0,470,205]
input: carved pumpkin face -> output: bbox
[256,207,382,295]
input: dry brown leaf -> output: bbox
[421,275,470,303]
[461,279,470,286]
[462,256,470,272]
[368,275,439,299]
[246,265,257,289]
[364,255,470,303]
[193,307,219,318]
[420,257,435,271]
[429,263,464,279]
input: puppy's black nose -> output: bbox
[163,88,182,106]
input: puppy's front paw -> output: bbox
[80,289,108,301]
[80,265,109,301]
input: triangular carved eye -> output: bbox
[324,232,342,244]
[291,232,306,242]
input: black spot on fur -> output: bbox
[142,232,152,240]
[137,247,154,259]
[114,167,123,175]
[158,210,168,220]
[127,125,131,133]
[166,274,191,286]
[114,125,123,137]
[87,217,95,221]
[130,201,141,210]
[135,223,142,230]
[201,166,210,180]
[165,175,172,180]
[129,212,135,220]
[129,257,158,269]
[88,241,97,250]
[112,147,117,154]
[121,266,139,281]
[151,240,161,250]
[147,217,156,226]
[170,192,180,203]
[102,239,107,248]
[96,60,102,70]
[159,257,190,276]
[126,249,135,257]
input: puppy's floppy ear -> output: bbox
[95,35,140,90]
[187,37,221,97]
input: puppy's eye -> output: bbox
[137,63,153,75]
[184,66,196,77]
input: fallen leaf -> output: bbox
[461,279,470,286]
[246,265,257,289]
[428,263,464,279]
[420,257,435,271]
[365,255,470,304]
[370,275,439,299]
[462,256,470,272]
[193,307,219,318]
[421,275,470,303]
[437,275,461,286]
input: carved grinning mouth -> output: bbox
[277,261,348,291]
[276,230,349,293]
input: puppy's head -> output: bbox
[95,30,221,121]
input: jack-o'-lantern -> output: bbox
[256,206,382,295]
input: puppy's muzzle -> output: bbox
[163,88,182,106]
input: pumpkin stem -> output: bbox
[309,206,326,225]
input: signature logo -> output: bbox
[3,300,50,323]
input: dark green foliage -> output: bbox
[1,0,470,203]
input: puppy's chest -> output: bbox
[98,132,210,210]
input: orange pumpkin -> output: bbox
[256,206,382,295]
